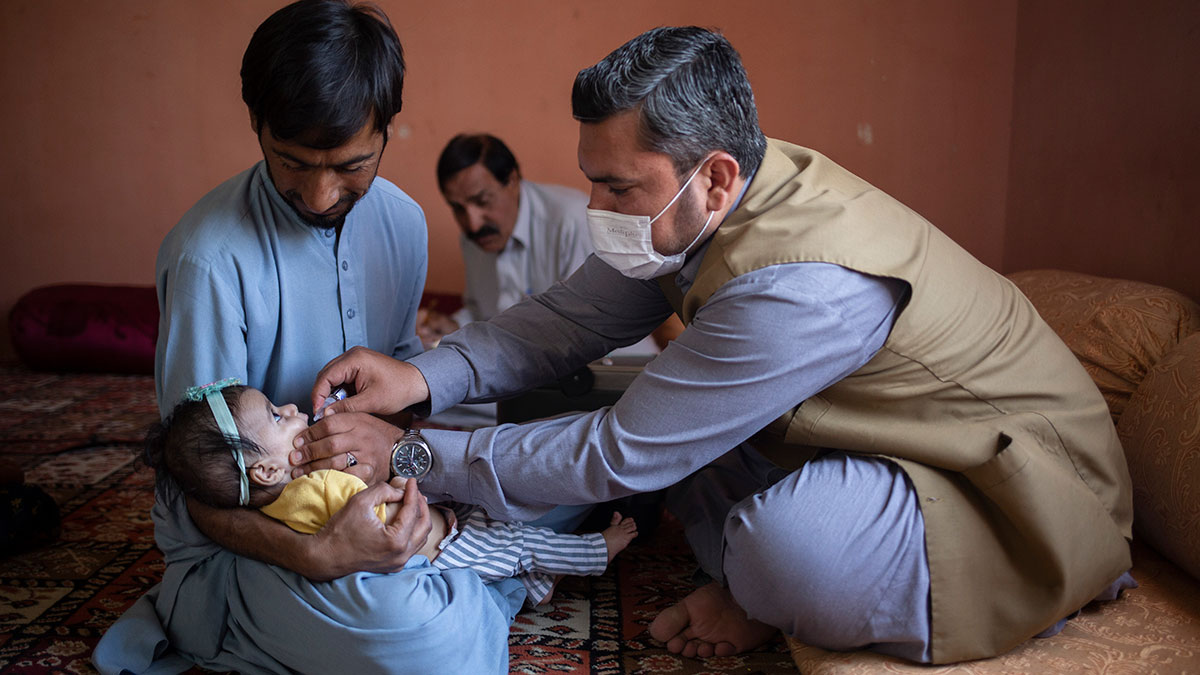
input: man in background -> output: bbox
[419,133,681,351]
[418,133,591,346]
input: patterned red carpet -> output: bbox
[0,366,795,674]
[0,367,159,454]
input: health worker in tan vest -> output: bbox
[295,26,1135,665]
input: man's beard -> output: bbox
[284,192,360,230]
[664,186,709,256]
[262,161,368,230]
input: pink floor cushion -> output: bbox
[9,284,158,374]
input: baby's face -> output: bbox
[237,389,309,467]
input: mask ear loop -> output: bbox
[648,156,713,225]
[679,209,716,257]
[185,378,250,506]
[660,156,719,258]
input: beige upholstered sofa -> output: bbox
[789,269,1200,673]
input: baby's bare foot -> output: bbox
[537,576,564,605]
[601,511,638,563]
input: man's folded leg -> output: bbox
[658,449,931,662]
[219,556,514,674]
[96,550,516,675]
[722,452,932,662]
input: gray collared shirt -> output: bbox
[454,179,593,325]
[409,241,908,521]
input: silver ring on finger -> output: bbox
[346,452,358,468]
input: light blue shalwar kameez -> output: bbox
[93,491,523,674]
[94,162,528,674]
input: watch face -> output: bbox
[392,440,432,479]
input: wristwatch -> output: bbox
[389,429,433,480]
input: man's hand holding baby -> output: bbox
[307,477,432,580]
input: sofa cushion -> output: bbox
[8,284,158,375]
[1118,332,1200,580]
[1008,269,1200,424]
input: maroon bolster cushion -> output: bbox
[419,290,464,316]
[9,284,158,374]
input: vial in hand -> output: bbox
[313,386,348,421]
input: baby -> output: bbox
[144,378,637,605]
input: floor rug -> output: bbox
[0,367,796,674]
[0,366,159,454]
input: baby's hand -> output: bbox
[382,477,415,526]
[387,477,407,495]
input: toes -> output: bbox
[648,602,690,643]
[609,511,622,526]
[713,641,737,657]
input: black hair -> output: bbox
[241,0,406,148]
[571,26,767,177]
[143,385,279,509]
[435,133,520,191]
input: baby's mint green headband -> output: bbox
[184,377,249,506]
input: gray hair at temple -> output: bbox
[571,26,767,178]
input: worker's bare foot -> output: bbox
[648,582,778,658]
[602,512,638,563]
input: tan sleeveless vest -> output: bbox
[658,140,1133,663]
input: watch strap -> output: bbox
[388,438,404,479]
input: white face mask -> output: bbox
[586,159,715,280]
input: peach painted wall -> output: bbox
[1004,1,1200,300]
[0,0,1017,359]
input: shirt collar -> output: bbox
[506,179,533,251]
[676,238,711,291]
[727,169,756,215]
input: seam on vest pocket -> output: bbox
[961,434,1029,491]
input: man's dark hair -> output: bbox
[241,0,405,148]
[572,26,766,177]
[436,134,520,191]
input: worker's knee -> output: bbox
[720,453,930,653]
[722,490,874,639]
